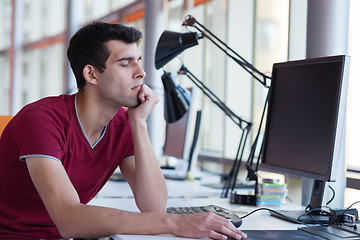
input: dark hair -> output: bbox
[67,22,143,91]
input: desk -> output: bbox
[89,174,307,240]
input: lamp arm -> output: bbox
[176,65,252,198]
[229,128,251,192]
[220,127,249,198]
[183,15,271,88]
[178,65,252,130]
[245,91,269,183]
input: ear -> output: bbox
[82,64,98,85]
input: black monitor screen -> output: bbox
[260,55,348,182]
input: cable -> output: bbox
[300,206,333,226]
[302,201,360,226]
[238,207,306,225]
[286,196,293,203]
[326,185,335,205]
[237,201,360,227]
[327,200,360,226]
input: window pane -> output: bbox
[346,0,360,170]
[22,43,65,106]
[253,0,289,156]
[0,0,12,50]
[165,0,290,162]
[0,0,11,114]
[0,54,10,114]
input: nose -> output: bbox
[135,62,146,80]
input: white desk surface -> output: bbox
[89,173,307,240]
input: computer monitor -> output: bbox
[260,55,350,223]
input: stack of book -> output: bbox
[256,182,288,207]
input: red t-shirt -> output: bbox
[0,94,134,239]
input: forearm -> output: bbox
[59,197,247,240]
[130,119,167,212]
[57,204,174,238]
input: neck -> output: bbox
[75,91,117,145]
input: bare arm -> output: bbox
[122,84,247,240]
[26,156,168,238]
[26,156,246,239]
[124,84,167,212]
[120,154,167,212]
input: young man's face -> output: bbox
[95,40,146,109]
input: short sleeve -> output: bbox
[16,105,68,161]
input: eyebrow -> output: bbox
[115,56,142,62]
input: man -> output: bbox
[0,22,247,240]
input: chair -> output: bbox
[0,115,13,137]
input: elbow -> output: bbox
[150,202,167,213]
[51,205,84,239]
[57,224,76,239]
[55,217,82,239]
[57,219,88,239]
[136,198,168,213]
[59,230,73,240]
[134,186,168,213]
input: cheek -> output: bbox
[99,73,121,89]
[99,70,133,95]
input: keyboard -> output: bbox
[167,204,243,228]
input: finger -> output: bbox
[138,84,146,103]
[239,231,247,239]
[211,217,246,240]
[213,225,243,240]
[225,221,247,239]
[138,84,157,103]
[208,230,228,240]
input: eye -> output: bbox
[120,60,130,66]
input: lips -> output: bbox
[131,84,142,91]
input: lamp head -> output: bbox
[161,71,191,123]
[155,30,199,69]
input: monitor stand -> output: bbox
[270,180,358,224]
[270,180,331,224]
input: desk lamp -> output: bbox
[155,15,271,205]
[155,30,200,70]
[161,71,191,123]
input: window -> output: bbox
[0,0,12,114]
[0,0,141,114]
[346,0,360,172]
[167,0,290,169]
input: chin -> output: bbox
[126,99,141,108]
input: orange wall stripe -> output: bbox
[26,33,66,50]
[194,0,211,7]
[124,9,145,23]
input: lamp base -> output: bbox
[230,191,257,206]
